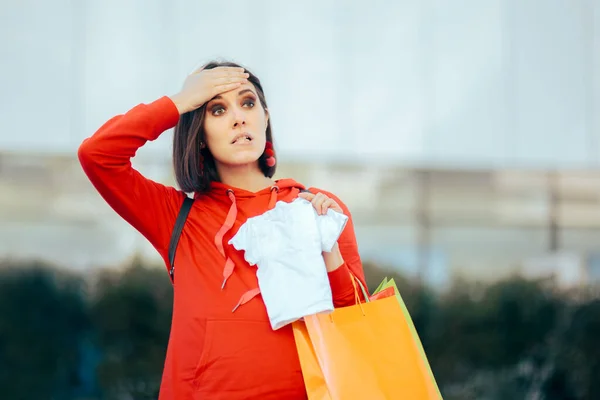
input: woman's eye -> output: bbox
[243,99,255,108]
[212,106,225,116]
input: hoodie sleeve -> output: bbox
[309,188,369,307]
[77,96,186,264]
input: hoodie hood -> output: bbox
[193,178,307,311]
[199,178,305,203]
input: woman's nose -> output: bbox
[232,107,246,127]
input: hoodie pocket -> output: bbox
[192,319,215,390]
[191,318,304,397]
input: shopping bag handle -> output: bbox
[349,270,370,304]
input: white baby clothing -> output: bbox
[228,197,348,330]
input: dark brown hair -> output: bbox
[172,60,276,193]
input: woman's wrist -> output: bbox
[323,242,344,272]
[168,93,191,115]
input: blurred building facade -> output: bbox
[2,151,600,290]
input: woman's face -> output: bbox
[202,82,269,168]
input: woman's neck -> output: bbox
[217,163,274,193]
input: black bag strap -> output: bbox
[168,196,194,283]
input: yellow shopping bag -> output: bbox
[292,274,442,399]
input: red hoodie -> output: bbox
[77,96,368,400]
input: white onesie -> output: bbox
[229,197,348,330]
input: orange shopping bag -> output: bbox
[292,274,442,400]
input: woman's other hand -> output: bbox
[298,191,345,270]
[297,192,344,216]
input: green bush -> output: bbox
[0,258,598,399]
[0,261,89,400]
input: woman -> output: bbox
[78,60,368,400]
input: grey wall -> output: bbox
[1,0,598,169]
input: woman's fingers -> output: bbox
[297,192,342,215]
[209,66,247,78]
[312,193,326,214]
[321,198,338,214]
[175,66,249,114]
[213,82,245,94]
[297,192,313,200]
[213,75,249,86]
[193,65,245,76]
[209,69,249,95]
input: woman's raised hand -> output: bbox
[169,66,249,114]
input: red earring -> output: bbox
[264,141,276,167]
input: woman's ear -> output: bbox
[264,108,269,124]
